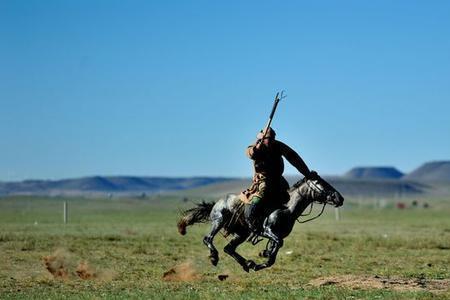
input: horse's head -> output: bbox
[293,172,344,207]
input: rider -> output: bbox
[241,127,316,235]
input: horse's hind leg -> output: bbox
[203,216,224,266]
[223,234,255,273]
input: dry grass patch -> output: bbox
[309,274,450,293]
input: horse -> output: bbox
[177,174,344,272]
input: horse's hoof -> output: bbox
[211,258,218,266]
[259,250,269,258]
[245,260,256,270]
[209,254,219,266]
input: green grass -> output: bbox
[0,195,449,299]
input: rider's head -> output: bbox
[257,127,276,147]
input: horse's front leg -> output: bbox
[203,215,224,266]
[223,234,255,272]
[259,240,274,258]
[253,226,283,271]
[253,239,282,271]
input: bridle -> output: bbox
[295,178,329,224]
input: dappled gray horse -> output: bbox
[177,175,344,272]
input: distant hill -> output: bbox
[326,177,427,197]
[3,161,449,198]
[403,161,450,182]
[179,176,428,198]
[0,176,233,197]
[344,167,404,180]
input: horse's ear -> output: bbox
[309,170,320,180]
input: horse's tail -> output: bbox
[177,201,215,235]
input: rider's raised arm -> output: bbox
[278,141,311,177]
[246,144,263,160]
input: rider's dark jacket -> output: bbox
[240,140,310,208]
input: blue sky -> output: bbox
[1,1,449,181]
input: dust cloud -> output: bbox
[43,248,115,281]
[162,261,200,282]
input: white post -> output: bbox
[63,201,68,224]
[335,207,340,221]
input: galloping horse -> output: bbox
[177,174,344,272]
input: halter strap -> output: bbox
[295,179,328,223]
[305,179,326,197]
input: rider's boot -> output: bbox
[244,200,263,242]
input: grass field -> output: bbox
[0,195,449,299]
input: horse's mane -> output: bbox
[289,177,307,192]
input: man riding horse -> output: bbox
[241,127,318,237]
[177,91,344,272]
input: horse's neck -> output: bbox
[287,185,313,218]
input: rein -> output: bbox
[296,202,326,223]
[300,202,313,216]
[295,179,327,224]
